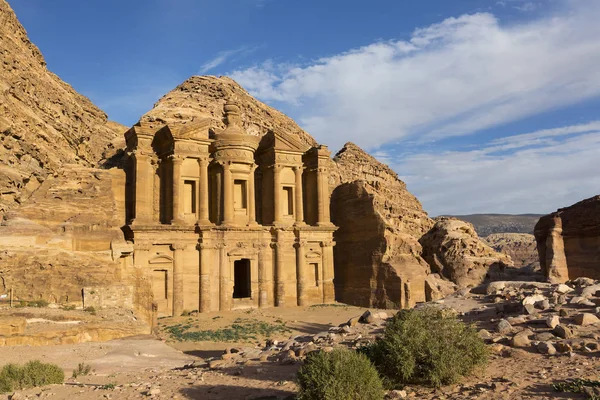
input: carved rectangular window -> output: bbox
[311,263,319,287]
[183,180,196,214]
[234,180,247,209]
[283,187,294,216]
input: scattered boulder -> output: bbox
[553,325,574,339]
[497,319,513,335]
[546,316,560,329]
[574,313,600,326]
[537,341,557,355]
[511,329,532,347]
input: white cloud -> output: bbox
[199,47,253,74]
[395,123,600,215]
[230,1,600,151]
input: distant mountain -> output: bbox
[443,214,543,237]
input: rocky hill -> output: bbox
[484,233,540,272]
[447,214,543,237]
[0,0,125,216]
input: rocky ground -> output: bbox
[3,280,600,399]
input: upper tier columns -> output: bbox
[197,157,210,225]
[222,162,234,225]
[273,165,282,225]
[248,165,257,226]
[316,166,330,226]
[294,166,304,225]
[172,156,184,224]
[133,152,154,225]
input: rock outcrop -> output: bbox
[535,195,600,283]
[484,233,540,272]
[0,0,125,215]
[330,143,435,308]
[448,214,542,236]
[420,217,515,287]
[0,1,151,334]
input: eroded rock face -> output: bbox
[330,143,434,308]
[535,195,600,283]
[420,217,514,287]
[0,0,125,215]
[484,233,540,272]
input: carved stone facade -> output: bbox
[123,102,336,316]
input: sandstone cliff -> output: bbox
[484,233,540,272]
[420,217,515,287]
[535,195,600,283]
[330,143,435,308]
[0,0,125,215]
[0,1,151,333]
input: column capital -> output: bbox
[293,165,305,172]
[294,240,308,249]
[171,242,187,251]
[320,240,335,248]
[169,154,184,164]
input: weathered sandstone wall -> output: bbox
[420,217,515,287]
[330,143,434,308]
[535,195,600,283]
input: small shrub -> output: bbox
[100,382,116,390]
[62,304,76,311]
[28,299,49,308]
[554,378,600,399]
[296,348,384,400]
[0,361,64,393]
[365,306,488,387]
[83,306,95,312]
[71,363,92,378]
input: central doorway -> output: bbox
[233,259,251,299]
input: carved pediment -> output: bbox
[171,119,212,141]
[259,130,311,154]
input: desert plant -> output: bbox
[28,299,49,308]
[62,304,76,311]
[554,378,600,399]
[0,361,64,393]
[296,348,384,400]
[363,306,488,387]
[71,363,92,378]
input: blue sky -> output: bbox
[9,0,600,216]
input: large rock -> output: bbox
[0,2,150,330]
[0,0,125,215]
[330,143,434,308]
[420,217,514,287]
[535,195,600,283]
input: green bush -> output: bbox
[0,361,64,393]
[364,306,488,387]
[296,348,384,400]
[71,363,92,378]
[28,299,49,308]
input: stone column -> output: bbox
[218,244,230,310]
[172,243,186,317]
[222,162,234,225]
[295,240,307,306]
[197,157,211,225]
[172,156,184,224]
[273,242,285,307]
[256,243,269,308]
[152,159,160,223]
[248,165,257,226]
[320,241,335,303]
[316,167,327,226]
[133,153,154,225]
[294,166,304,225]
[273,165,282,225]
[198,242,212,313]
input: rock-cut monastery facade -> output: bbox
[124,102,337,317]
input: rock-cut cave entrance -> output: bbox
[233,259,251,299]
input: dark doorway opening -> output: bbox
[233,259,251,298]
